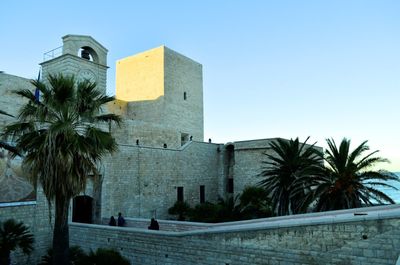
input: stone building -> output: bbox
[0,34,282,221]
[0,34,297,261]
[1,35,399,265]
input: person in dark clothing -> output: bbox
[148,218,159,230]
[117,212,126,227]
[109,216,116,226]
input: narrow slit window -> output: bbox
[200,185,205,203]
[177,186,184,202]
[183,92,187,100]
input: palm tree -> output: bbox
[0,111,19,155]
[0,219,34,265]
[312,138,399,211]
[2,74,121,265]
[238,186,274,219]
[259,137,323,216]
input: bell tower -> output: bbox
[40,34,108,93]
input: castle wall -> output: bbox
[0,73,32,121]
[231,139,275,197]
[101,141,223,219]
[116,46,164,102]
[116,46,204,144]
[70,205,400,265]
[110,119,182,148]
[163,47,204,142]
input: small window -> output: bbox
[183,92,187,100]
[227,179,234,194]
[177,187,184,202]
[200,185,205,203]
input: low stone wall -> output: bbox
[71,205,400,265]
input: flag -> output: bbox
[34,70,40,103]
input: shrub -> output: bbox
[38,246,130,265]
[82,248,130,265]
[38,246,87,265]
[188,202,219,223]
[168,201,191,221]
[239,186,274,219]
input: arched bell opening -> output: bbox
[78,46,99,63]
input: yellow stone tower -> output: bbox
[115,46,204,144]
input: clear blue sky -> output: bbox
[1,1,399,171]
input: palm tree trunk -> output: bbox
[53,194,70,265]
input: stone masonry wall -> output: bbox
[232,139,275,197]
[124,46,204,142]
[41,54,108,94]
[102,141,224,220]
[110,119,182,149]
[163,47,204,142]
[70,207,400,265]
[0,73,33,124]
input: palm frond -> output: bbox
[0,110,14,117]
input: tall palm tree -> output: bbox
[313,138,399,211]
[2,74,120,265]
[259,137,324,216]
[0,219,34,265]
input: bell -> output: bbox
[81,50,90,60]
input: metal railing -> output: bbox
[43,46,62,61]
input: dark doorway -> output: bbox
[72,195,93,224]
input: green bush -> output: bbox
[168,201,191,221]
[239,186,274,219]
[38,246,87,265]
[168,186,274,223]
[38,247,130,265]
[188,202,219,223]
[82,248,130,265]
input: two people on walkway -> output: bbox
[109,212,126,227]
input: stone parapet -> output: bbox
[70,205,400,265]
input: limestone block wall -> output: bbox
[41,54,107,93]
[116,46,164,102]
[231,139,275,197]
[0,73,33,124]
[69,205,400,265]
[110,119,182,149]
[118,46,204,142]
[70,206,400,265]
[163,47,204,142]
[102,141,223,220]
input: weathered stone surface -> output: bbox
[70,209,400,265]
